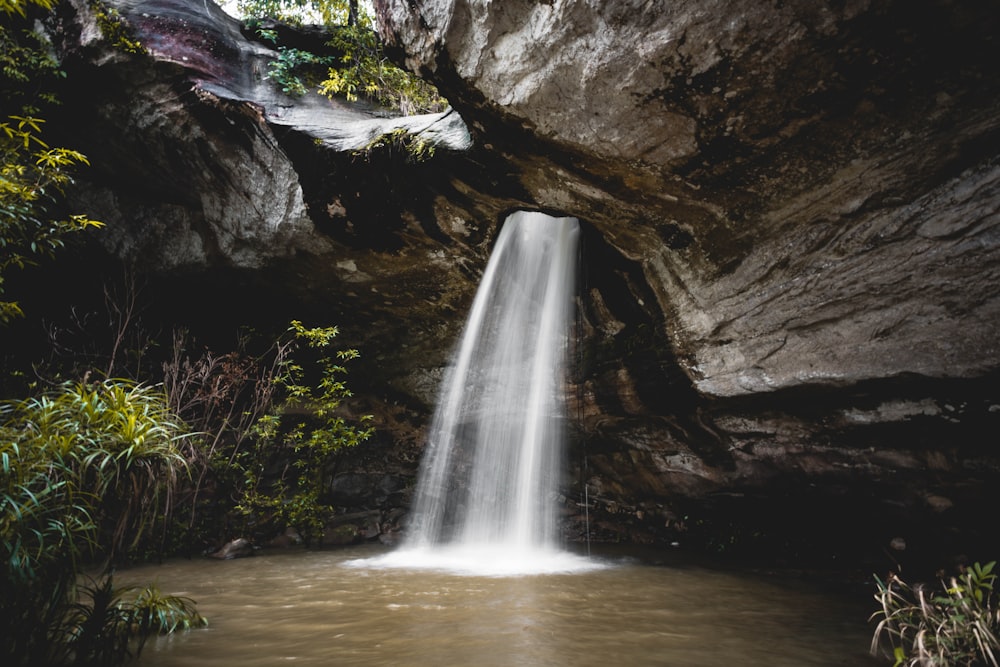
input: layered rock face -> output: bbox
[377,0,999,395]
[42,0,1000,564]
[374,0,1000,562]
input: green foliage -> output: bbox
[871,562,1000,666]
[318,22,446,114]
[1,116,103,321]
[266,43,338,97]
[0,14,62,114]
[125,582,207,634]
[1,4,103,323]
[1,4,196,662]
[90,1,146,54]
[160,321,374,548]
[0,379,199,666]
[64,576,206,667]
[1,379,192,561]
[241,0,446,113]
[354,126,436,162]
[232,320,373,543]
[0,0,56,18]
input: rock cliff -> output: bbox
[38,0,1000,566]
[373,0,1000,564]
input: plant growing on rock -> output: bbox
[238,0,446,113]
[354,126,436,162]
[317,17,446,113]
[264,42,338,96]
[871,561,1000,666]
[90,0,147,54]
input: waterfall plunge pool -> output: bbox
[128,213,881,665]
[126,543,881,667]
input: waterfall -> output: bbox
[359,211,597,575]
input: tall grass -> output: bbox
[871,561,1000,666]
[0,379,202,666]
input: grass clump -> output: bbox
[871,561,1000,666]
[0,379,203,666]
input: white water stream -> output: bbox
[366,211,591,575]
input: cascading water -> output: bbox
[409,210,578,548]
[359,211,597,575]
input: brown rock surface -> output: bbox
[38,0,1000,564]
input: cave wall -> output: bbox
[33,0,1000,565]
[376,0,1000,393]
[372,0,1000,562]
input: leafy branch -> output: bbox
[232,320,374,544]
[1,116,103,322]
[1,2,103,323]
[242,0,446,113]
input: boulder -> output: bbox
[209,537,255,559]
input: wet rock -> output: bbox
[378,529,402,546]
[209,537,255,559]
[376,0,1000,396]
[322,524,361,546]
[321,509,386,546]
[266,527,304,549]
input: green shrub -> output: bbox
[240,0,446,113]
[871,561,1000,666]
[64,576,205,666]
[162,321,373,547]
[232,320,373,544]
[1,0,103,323]
[317,21,446,114]
[0,379,199,666]
[265,43,337,96]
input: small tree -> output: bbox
[1,0,103,323]
[233,320,374,544]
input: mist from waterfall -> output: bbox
[356,211,598,575]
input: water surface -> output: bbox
[126,544,881,667]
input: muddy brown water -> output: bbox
[124,544,883,667]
